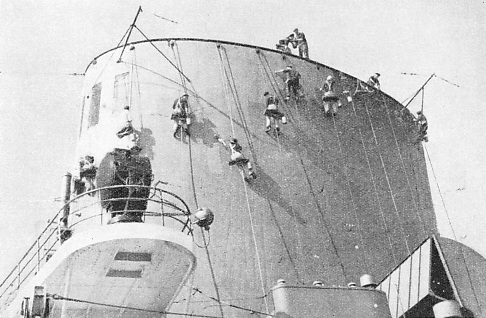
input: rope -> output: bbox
[265,54,300,112]
[192,287,273,317]
[421,88,424,113]
[131,48,144,129]
[133,25,191,83]
[424,145,483,313]
[381,95,427,237]
[170,41,188,95]
[47,294,225,318]
[257,52,296,124]
[257,51,316,283]
[219,45,255,155]
[330,112,369,272]
[168,41,224,317]
[217,44,269,312]
[348,92,398,267]
[259,54,304,284]
[361,94,412,256]
[200,227,225,317]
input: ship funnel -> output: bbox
[433,300,462,318]
[360,274,377,288]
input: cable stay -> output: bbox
[192,287,274,317]
[423,145,483,313]
[153,13,178,24]
[404,74,435,108]
[133,25,192,83]
[403,72,460,109]
[46,293,232,318]
[115,6,191,84]
[117,6,143,63]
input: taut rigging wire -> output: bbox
[360,92,412,256]
[329,103,369,273]
[381,95,428,237]
[47,293,236,318]
[423,145,483,313]
[347,83,399,268]
[217,44,269,313]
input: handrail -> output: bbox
[0,184,193,308]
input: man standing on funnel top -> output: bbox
[292,28,309,59]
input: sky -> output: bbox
[0,0,485,280]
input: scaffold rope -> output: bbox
[381,95,427,237]
[348,88,399,267]
[217,44,269,313]
[361,93,412,256]
[329,107,369,273]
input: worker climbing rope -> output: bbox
[115,105,141,151]
[320,75,340,116]
[215,136,256,182]
[263,92,287,134]
[171,94,191,138]
[415,110,428,142]
[275,65,303,102]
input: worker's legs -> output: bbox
[247,161,256,179]
[299,44,309,59]
[265,116,271,131]
[323,101,330,114]
[332,102,338,115]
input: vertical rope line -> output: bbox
[257,53,318,282]
[241,180,270,313]
[171,41,187,94]
[330,114,369,271]
[261,54,299,113]
[381,95,427,237]
[349,96,398,266]
[217,48,235,134]
[362,96,411,255]
[424,145,483,313]
[129,53,135,108]
[168,43,226,318]
[421,88,424,113]
[220,47,255,153]
[257,53,295,123]
[217,45,268,311]
[131,48,144,129]
[170,43,198,207]
[201,228,225,318]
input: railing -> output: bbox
[0,184,193,309]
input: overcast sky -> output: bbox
[0,0,485,279]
